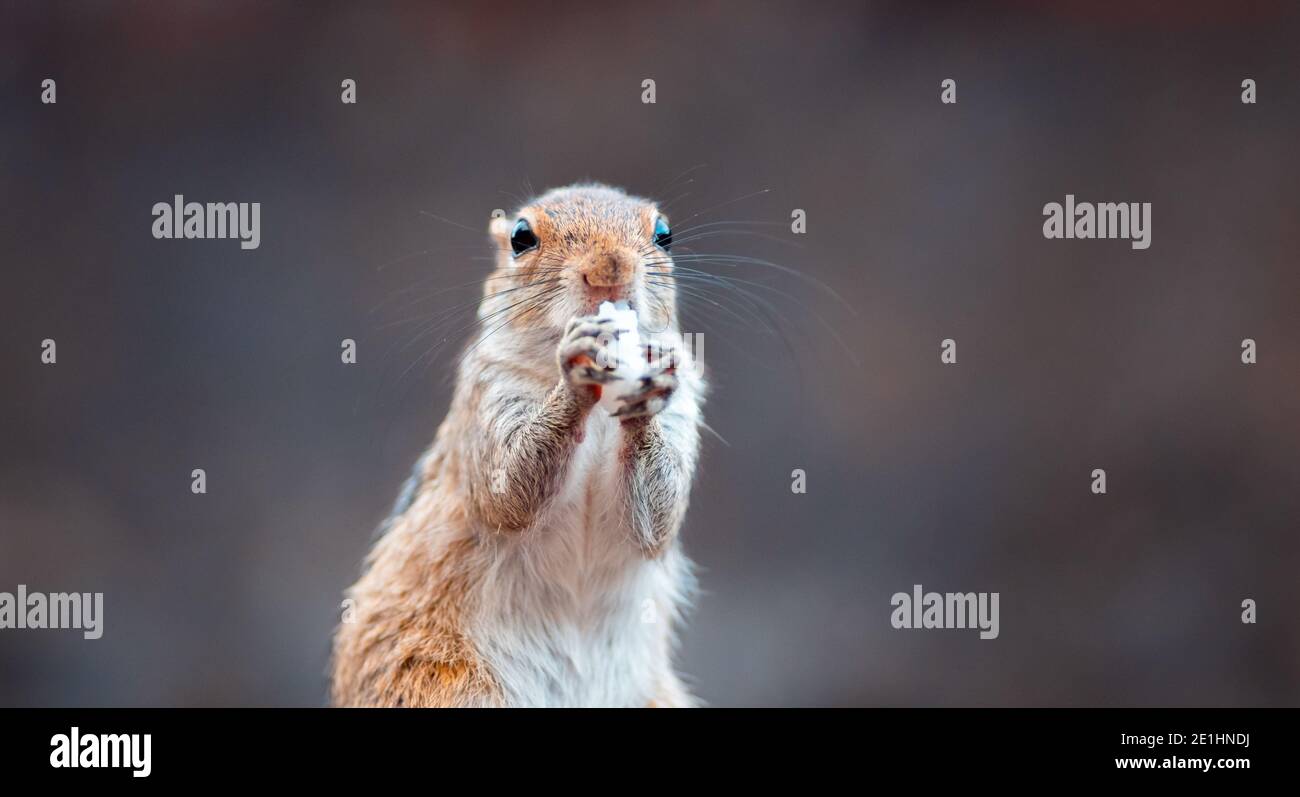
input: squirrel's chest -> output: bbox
[565,410,630,532]
[471,413,684,707]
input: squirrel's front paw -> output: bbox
[612,344,679,420]
[558,314,623,393]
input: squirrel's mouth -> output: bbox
[578,293,635,317]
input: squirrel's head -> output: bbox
[485,183,676,333]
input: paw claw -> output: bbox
[558,314,624,390]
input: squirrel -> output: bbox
[332,183,705,707]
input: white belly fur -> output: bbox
[469,411,691,707]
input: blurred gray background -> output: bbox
[2,0,1298,706]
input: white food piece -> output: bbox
[595,300,645,414]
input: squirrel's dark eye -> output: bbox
[510,218,538,256]
[653,217,672,251]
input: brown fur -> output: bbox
[332,448,504,707]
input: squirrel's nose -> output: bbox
[581,251,635,288]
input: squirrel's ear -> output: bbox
[489,213,511,241]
